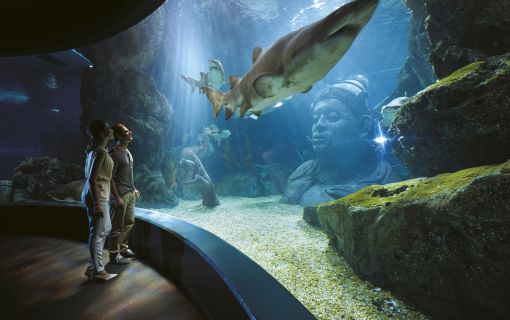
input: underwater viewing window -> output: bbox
[4,0,509,319]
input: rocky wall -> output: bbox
[80,7,177,207]
[311,160,510,319]
[390,54,510,177]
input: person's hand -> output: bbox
[134,189,141,198]
[115,197,124,208]
[94,204,104,218]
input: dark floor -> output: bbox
[0,233,203,320]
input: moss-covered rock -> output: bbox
[390,54,510,177]
[10,157,82,202]
[313,160,510,319]
[134,165,178,208]
[0,180,12,203]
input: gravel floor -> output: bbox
[154,195,430,320]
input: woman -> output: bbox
[81,120,118,281]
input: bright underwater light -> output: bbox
[374,135,388,144]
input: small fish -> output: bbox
[380,96,409,127]
[46,108,61,114]
[181,59,226,94]
[200,124,231,146]
[0,89,29,104]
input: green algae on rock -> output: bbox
[314,160,510,320]
[390,53,510,177]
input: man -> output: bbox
[109,124,140,264]
[281,74,400,206]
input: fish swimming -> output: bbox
[380,96,409,127]
[181,59,226,94]
[207,59,226,91]
[205,0,379,120]
[199,124,231,146]
[0,89,29,104]
[181,73,207,94]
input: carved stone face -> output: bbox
[311,98,365,157]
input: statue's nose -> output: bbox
[313,115,327,132]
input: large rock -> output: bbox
[390,54,510,177]
[388,0,436,100]
[0,180,12,203]
[426,0,510,78]
[134,165,178,208]
[313,160,510,320]
[10,157,82,202]
[80,7,176,207]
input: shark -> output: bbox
[205,0,379,120]
[181,59,227,94]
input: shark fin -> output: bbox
[253,73,284,98]
[230,76,240,90]
[225,107,234,120]
[252,47,263,63]
[205,87,227,118]
[302,85,313,93]
[240,100,252,117]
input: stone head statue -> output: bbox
[310,74,372,160]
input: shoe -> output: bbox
[84,269,93,280]
[91,270,118,282]
[120,249,136,258]
[110,255,131,264]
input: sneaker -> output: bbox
[84,269,93,280]
[110,255,131,264]
[91,270,118,282]
[120,249,136,258]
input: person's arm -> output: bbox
[111,180,124,207]
[110,152,124,207]
[89,151,106,217]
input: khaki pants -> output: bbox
[108,191,135,256]
[86,200,111,273]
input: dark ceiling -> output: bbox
[0,0,166,57]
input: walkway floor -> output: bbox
[0,233,203,320]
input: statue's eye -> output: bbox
[327,112,341,121]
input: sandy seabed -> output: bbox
[154,195,429,320]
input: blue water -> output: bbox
[150,0,410,182]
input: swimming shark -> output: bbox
[205,0,379,120]
[181,59,226,94]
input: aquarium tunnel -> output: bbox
[1,0,510,319]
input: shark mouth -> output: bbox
[325,24,359,42]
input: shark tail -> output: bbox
[205,87,228,118]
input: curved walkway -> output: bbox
[0,233,202,320]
